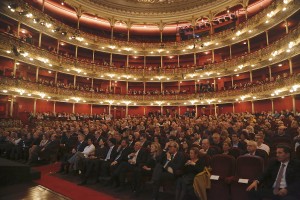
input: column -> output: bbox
[42,0,45,12]
[292,95,296,114]
[178,81,181,91]
[161,82,163,93]
[160,56,163,68]
[194,81,197,94]
[288,58,293,75]
[109,80,112,91]
[177,55,180,67]
[126,81,128,94]
[9,96,14,117]
[144,56,146,68]
[195,105,198,117]
[72,103,75,113]
[229,45,232,59]
[91,78,94,88]
[13,60,17,78]
[143,107,146,116]
[38,32,42,47]
[231,75,234,87]
[75,46,78,58]
[212,49,215,63]
[125,105,128,117]
[17,21,21,37]
[250,70,253,82]
[247,39,251,53]
[271,99,274,114]
[74,75,76,87]
[126,55,129,67]
[90,104,93,115]
[285,19,289,34]
[214,104,217,116]
[265,31,269,45]
[92,50,95,63]
[161,106,163,114]
[232,103,235,113]
[36,67,39,82]
[194,52,197,65]
[76,14,81,29]
[53,101,56,114]
[143,82,146,94]
[57,40,60,54]
[111,25,114,40]
[33,99,37,116]
[160,29,163,43]
[213,78,216,91]
[127,28,130,42]
[110,53,113,65]
[54,71,58,85]
[251,101,254,113]
[268,66,272,79]
[108,105,111,115]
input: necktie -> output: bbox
[273,163,286,195]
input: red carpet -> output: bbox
[33,163,118,200]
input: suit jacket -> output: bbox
[161,151,186,175]
[115,146,133,163]
[132,148,149,167]
[104,146,118,162]
[42,139,60,154]
[77,141,88,152]
[258,159,300,196]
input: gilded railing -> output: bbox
[0,23,299,80]
[0,0,298,55]
[1,75,299,105]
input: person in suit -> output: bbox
[151,141,186,200]
[57,133,87,174]
[246,144,300,200]
[110,141,149,191]
[199,139,219,156]
[244,140,268,161]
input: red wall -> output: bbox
[92,105,108,114]
[234,101,252,113]
[273,96,293,112]
[254,99,271,113]
[36,99,54,113]
[16,97,34,112]
[55,102,73,113]
[75,103,91,114]
[128,106,144,116]
[219,104,233,114]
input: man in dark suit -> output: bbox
[111,141,148,192]
[151,141,186,200]
[247,144,300,200]
[245,140,268,161]
[79,138,117,185]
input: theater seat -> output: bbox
[207,154,235,200]
[230,155,264,200]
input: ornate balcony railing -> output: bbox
[0,23,299,81]
[1,75,299,106]
[0,0,299,56]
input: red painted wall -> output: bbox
[234,101,252,113]
[75,103,91,114]
[273,96,293,112]
[36,99,54,113]
[55,102,73,113]
[254,99,272,113]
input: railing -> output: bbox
[1,75,299,104]
[0,0,298,54]
[0,23,299,79]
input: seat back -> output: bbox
[236,155,264,179]
[210,154,235,178]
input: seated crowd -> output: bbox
[1,110,300,199]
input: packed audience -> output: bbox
[1,109,300,199]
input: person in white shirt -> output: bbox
[255,133,270,155]
[68,138,95,171]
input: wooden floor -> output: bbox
[0,182,69,200]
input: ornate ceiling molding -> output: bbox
[65,0,241,24]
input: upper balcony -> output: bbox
[0,23,299,81]
[1,0,299,56]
